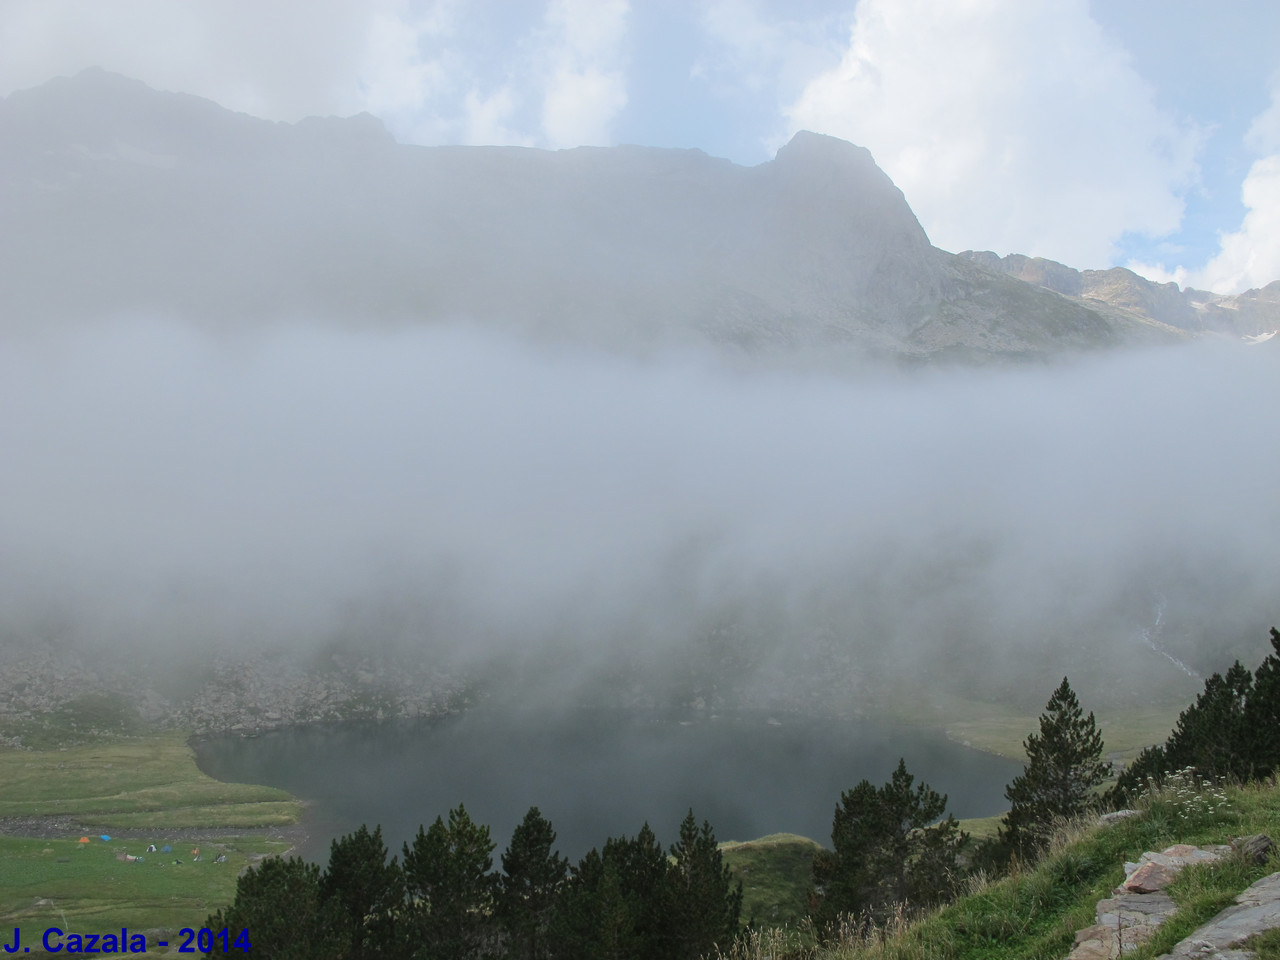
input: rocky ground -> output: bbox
[0,643,475,744]
[1068,830,1277,960]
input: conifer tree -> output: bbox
[550,847,640,960]
[206,856,341,959]
[1002,677,1110,851]
[811,758,967,925]
[666,810,742,960]
[319,824,404,959]
[498,806,569,960]
[1115,627,1280,800]
[601,823,669,959]
[1169,662,1254,777]
[402,804,497,960]
[1243,627,1280,776]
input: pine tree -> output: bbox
[498,806,569,960]
[206,856,341,959]
[1115,627,1280,800]
[1243,627,1280,777]
[601,823,669,960]
[401,805,498,960]
[666,810,742,960]
[319,824,404,959]
[550,848,640,960]
[1002,677,1111,851]
[1168,662,1254,778]
[811,758,967,926]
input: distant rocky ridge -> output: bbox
[960,251,1280,339]
[7,69,1273,365]
[0,645,472,743]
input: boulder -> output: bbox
[1231,834,1273,866]
[1125,862,1181,893]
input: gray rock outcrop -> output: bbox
[1156,872,1280,960]
[1068,844,1230,960]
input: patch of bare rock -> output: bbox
[1068,836,1278,960]
[1154,869,1280,960]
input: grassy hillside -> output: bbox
[0,732,302,829]
[715,774,1280,960]
[722,833,824,927]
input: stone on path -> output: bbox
[1126,862,1182,893]
[1155,871,1280,960]
[1067,845,1229,960]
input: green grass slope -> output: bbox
[722,833,824,927]
[0,733,304,950]
[0,733,302,829]
[0,833,291,946]
[716,775,1280,960]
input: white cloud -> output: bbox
[1181,83,1280,294]
[695,0,841,98]
[353,4,459,142]
[0,0,379,121]
[537,0,629,148]
[1133,82,1280,295]
[462,86,533,147]
[784,0,1200,267]
[1192,153,1280,294]
[1124,261,1189,289]
[0,0,627,151]
[1246,79,1280,155]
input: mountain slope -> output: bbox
[961,250,1280,339]
[1,69,1188,365]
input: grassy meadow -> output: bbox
[0,833,291,948]
[0,733,301,829]
[0,733,303,951]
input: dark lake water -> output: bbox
[193,708,1021,864]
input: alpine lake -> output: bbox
[193,706,1022,863]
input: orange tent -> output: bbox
[78,837,89,843]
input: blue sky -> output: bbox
[3,0,1278,292]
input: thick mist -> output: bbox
[1,319,1277,710]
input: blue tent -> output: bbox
[161,845,172,853]
[99,835,111,841]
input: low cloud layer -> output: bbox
[2,320,1277,707]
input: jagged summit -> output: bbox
[0,70,1227,364]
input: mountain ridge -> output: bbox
[960,249,1280,339]
[3,69,1275,365]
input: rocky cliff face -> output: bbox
[1,69,1193,365]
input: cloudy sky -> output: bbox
[2,0,1278,292]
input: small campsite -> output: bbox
[0,733,303,948]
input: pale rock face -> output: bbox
[1156,872,1280,960]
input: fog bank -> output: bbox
[2,320,1277,708]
